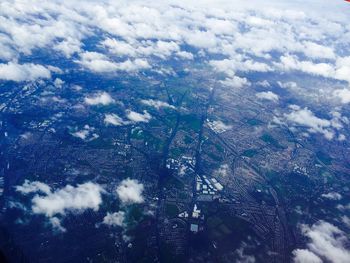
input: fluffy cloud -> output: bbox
[207,120,232,133]
[49,217,67,233]
[302,41,335,60]
[102,211,125,227]
[0,0,348,90]
[126,110,152,123]
[219,76,250,89]
[77,52,120,73]
[104,113,127,126]
[293,221,350,263]
[256,91,279,102]
[16,180,51,195]
[71,125,99,141]
[77,51,150,73]
[293,249,322,263]
[281,105,343,140]
[141,99,175,110]
[0,62,51,82]
[334,89,350,104]
[30,182,104,217]
[322,192,342,201]
[276,55,334,78]
[116,178,144,205]
[84,92,115,106]
[16,180,104,231]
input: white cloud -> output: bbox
[256,80,270,87]
[214,164,230,177]
[282,106,340,140]
[77,52,119,73]
[16,180,104,231]
[220,76,249,89]
[207,120,232,133]
[16,180,51,195]
[71,125,99,141]
[116,178,144,205]
[0,62,51,82]
[335,56,350,84]
[293,221,350,263]
[49,217,67,233]
[322,192,342,201]
[102,211,125,227]
[29,182,104,217]
[84,92,115,106]
[278,81,298,90]
[256,91,279,102]
[104,113,127,126]
[210,58,272,77]
[334,89,350,104]
[341,216,350,228]
[126,110,152,123]
[77,51,150,73]
[302,41,335,60]
[293,249,322,263]
[277,55,334,79]
[0,0,349,94]
[141,99,175,110]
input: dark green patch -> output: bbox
[246,118,263,126]
[165,203,179,218]
[242,149,258,157]
[316,151,332,165]
[181,114,201,131]
[261,134,284,149]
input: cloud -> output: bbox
[116,178,144,205]
[126,110,152,123]
[234,242,256,263]
[341,216,350,228]
[256,91,279,102]
[293,249,322,263]
[16,180,51,195]
[0,62,51,82]
[49,217,67,233]
[333,89,350,104]
[104,113,127,126]
[16,180,104,231]
[0,0,349,95]
[276,55,334,79]
[77,51,150,73]
[281,105,343,140]
[140,99,175,110]
[302,41,335,60]
[29,182,104,217]
[214,164,230,177]
[102,38,191,61]
[207,120,232,133]
[84,92,115,106]
[293,221,350,263]
[219,76,250,89]
[77,52,119,73]
[210,58,271,87]
[335,56,350,84]
[102,211,125,227]
[321,192,342,201]
[71,125,99,141]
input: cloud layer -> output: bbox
[0,0,349,86]
[293,221,350,263]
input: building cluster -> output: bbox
[196,175,223,195]
[166,156,195,175]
